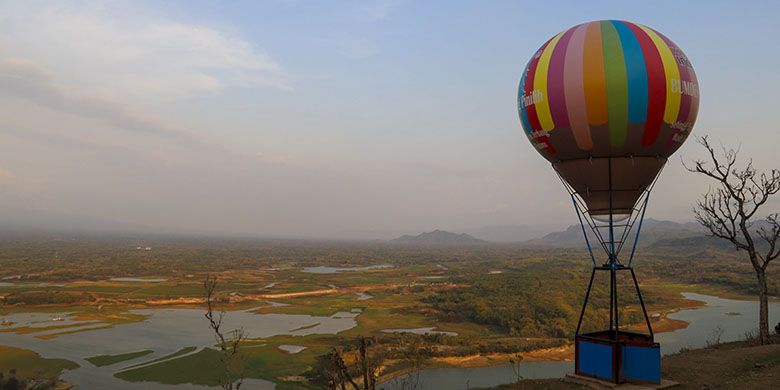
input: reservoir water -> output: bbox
[380,292,780,390]
[302,264,393,274]
[0,292,776,389]
[0,306,358,389]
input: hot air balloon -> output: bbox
[518,20,698,384]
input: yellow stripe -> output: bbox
[638,25,680,124]
[533,31,565,131]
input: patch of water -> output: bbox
[278,345,306,354]
[0,306,357,389]
[109,278,167,283]
[656,292,780,354]
[356,292,373,300]
[302,265,393,274]
[381,327,458,336]
[0,312,92,329]
[382,292,780,390]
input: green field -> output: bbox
[86,350,154,367]
[0,345,79,380]
[124,346,198,369]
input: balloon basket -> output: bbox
[575,329,660,384]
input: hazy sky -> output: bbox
[1,1,779,239]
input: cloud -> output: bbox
[0,58,199,143]
[0,2,290,103]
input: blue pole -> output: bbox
[628,192,650,268]
[572,194,597,266]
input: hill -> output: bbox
[390,229,489,246]
[460,224,564,243]
[523,218,706,248]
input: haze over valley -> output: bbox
[2,1,780,390]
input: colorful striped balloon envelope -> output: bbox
[518,20,699,217]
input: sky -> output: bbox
[1,0,779,239]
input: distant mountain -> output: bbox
[523,219,706,248]
[390,230,489,246]
[460,224,564,243]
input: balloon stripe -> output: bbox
[548,26,576,129]
[563,23,592,150]
[612,21,648,124]
[600,21,629,147]
[518,65,534,134]
[638,25,681,124]
[533,31,565,131]
[685,66,700,125]
[582,22,608,125]
[625,22,667,146]
[658,33,692,125]
[675,61,692,125]
[524,40,551,132]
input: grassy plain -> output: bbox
[0,345,79,380]
[86,350,154,367]
[124,346,197,369]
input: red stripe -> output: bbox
[524,39,552,132]
[625,22,666,146]
[686,67,699,125]
[547,27,576,128]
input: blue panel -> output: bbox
[578,340,613,381]
[622,345,660,383]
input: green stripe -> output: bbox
[600,21,628,147]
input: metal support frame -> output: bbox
[554,159,666,340]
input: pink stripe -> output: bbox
[547,26,576,128]
[563,23,592,150]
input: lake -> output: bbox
[0,305,360,389]
[108,278,168,283]
[302,264,393,274]
[0,292,776,389]
[657,292,780,353]
[379,292,780,390]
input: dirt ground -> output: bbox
[661,337,780,389]
[489,336,780,390]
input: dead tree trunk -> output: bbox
[204,275,246,389]
[686,136,780,344]
[758,271,769,342]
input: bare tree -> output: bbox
[204,275,246,389]
[313,336,382,390]
[686,135,780,344]
[358,336,378,390]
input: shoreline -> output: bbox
[381,290,707,376]
[0,287,755,388]
[414,313,690,372]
